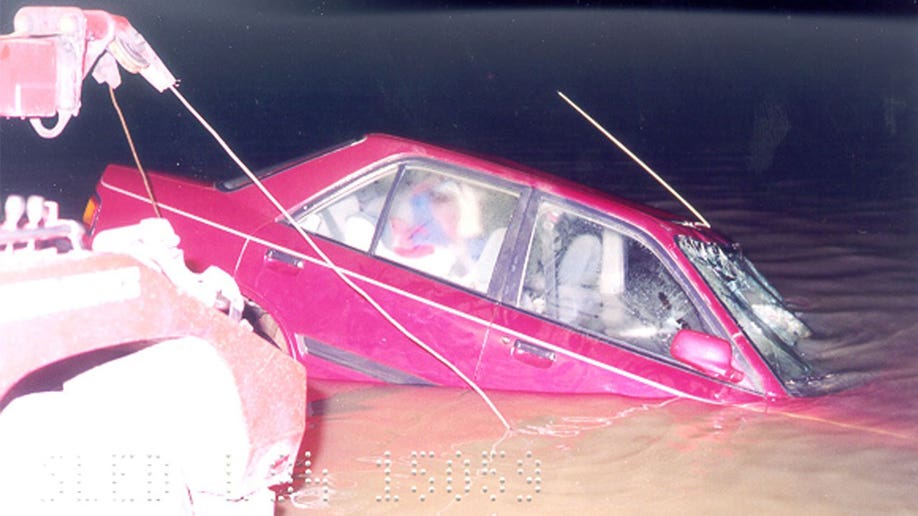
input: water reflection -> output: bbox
[276,374,917,515]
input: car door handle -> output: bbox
[264,248,303,272]
[511,340,556,369]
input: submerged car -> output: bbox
[86,133,817,404]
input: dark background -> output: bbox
[1,1,915,220]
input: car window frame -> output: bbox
[288,161,401,251]
[370,158,530,300]
[291,157,531,301]
[500,192,749,373]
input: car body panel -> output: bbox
[91,133,801,403]
[237,222,497,387]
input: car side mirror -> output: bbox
[670,329,744,383]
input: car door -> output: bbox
[237,159,526,387]
[476,195,761,402]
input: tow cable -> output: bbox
[110,78,512,430]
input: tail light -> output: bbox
[82,192,101,234]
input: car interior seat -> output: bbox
[556,232,603,329]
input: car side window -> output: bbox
[517,201,707,357]
[298,170,396,252]
[375,165,519,293]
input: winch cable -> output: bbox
[167,85,511,431]
[109,85,161,218]
[557,91,711,228]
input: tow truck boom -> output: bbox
[0,6,176,137]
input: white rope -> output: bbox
[109,85,161,218]
[168,86,511,430]
[103,179,720,406]
[557,91,711,228]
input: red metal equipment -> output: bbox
[0,6,306,515]
[0,6,175,137]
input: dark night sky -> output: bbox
[0,2,915,217]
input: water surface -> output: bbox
[277,160,918,515]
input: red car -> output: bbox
[86,133,818,404]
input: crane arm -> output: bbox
[0,6,177,138]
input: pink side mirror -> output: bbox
[671,329,744,383]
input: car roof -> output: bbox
[217,133,723,247]
[370,134,708,237]
[288,133,684,213]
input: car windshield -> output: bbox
[677,236,817,393]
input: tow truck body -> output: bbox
[0,7,306,514]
